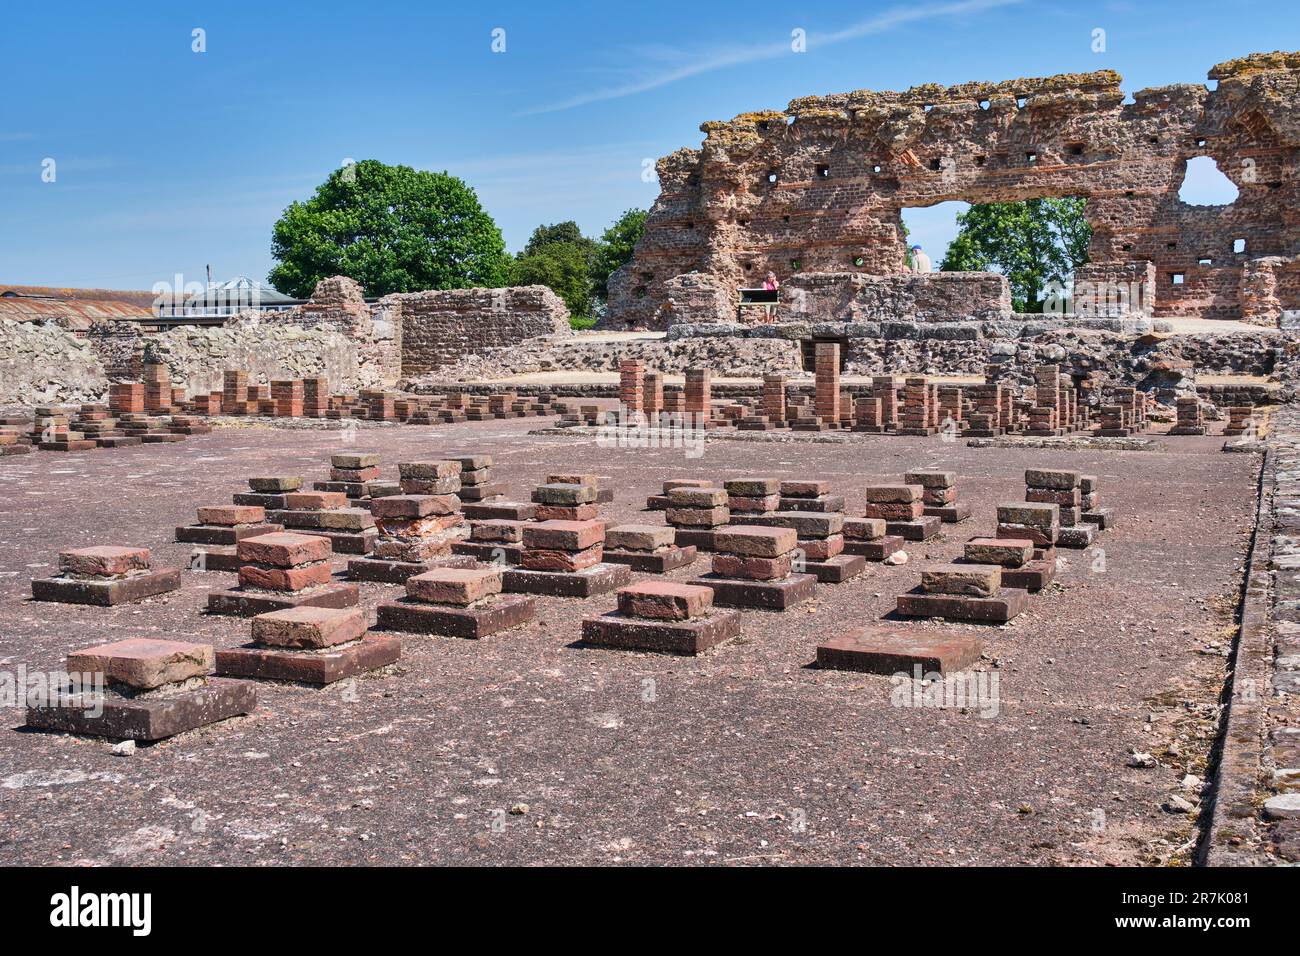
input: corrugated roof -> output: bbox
[0,284,157,309]
[0,295,150,325]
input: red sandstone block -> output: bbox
[904,470,957,489]
[284,491,348,511]
[522,519,604,551]
[780,480,829,498]
[237,532,332,568]
[843,517,886,540]
[863,484,921,504]
[668,487,728,508]
[1026,487,1081,506]
[666,506,729,527]
[922,564,1001,597]
[251,606,368,649]
[604,524,674,551]
[798,535,844,561]
[371,494,458,519]
[58,546,150,578]
[727,494,780,513]
[407,566,503,605]
[66,638,213,690]
[519,545,603,572]
[398,460,460,480]
[330,466,380,482]
[724,478,780,496]
[663,479,712,492]
[710,553,793,580]
[862,501,924,520]
[197,504,266,527]
[617,581,713,621]
[964,537,1034,567]
[239,561,333,592]
[713,525,796,558]
[922,487,958,505]
[547,472,598,487]
[470,519,527,543]
[534,504,599,522]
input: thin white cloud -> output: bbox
[522,0,1024,115]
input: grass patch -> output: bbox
[569,316,597,331]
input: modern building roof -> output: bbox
[184,276,300,308]
[0,285,154,325]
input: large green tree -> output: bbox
[510,242,593,318]
[591,208,646,300]
[268,160,511,298]
[940,198,1092,312]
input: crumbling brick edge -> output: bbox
[1201,445,1272,865]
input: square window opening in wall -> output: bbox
[979,99,990,110]
[766,170,778,185]
[685,222,694,230]
[1125,190,1136,199]
[1016,96,1027,108]
[1068,143,1084,156]
[929,158,942,171]
[1149,135,1159,144]
[1026,151,1038,163]
[1199,257,1212,266]
[975,156,986,167]
[816,164,830,178]
[1233,238,1247,253]
[1170,273,1185,285]
[872,164,882,174]
[1196,138,1207,148]
[1166,242,1177,250]
[1122,244,1132,252]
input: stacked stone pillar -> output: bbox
[896,563,1028,624]
[1025,468,1094,548]
[31,545,181,606]
[26,638,254,742]
[907,469,971,524]
[218,605,399,685]
[177,503,282,572]
[666,485,729,550]
[863,482,940,542]
[502,519,630,597]
[691,525,816,610]
[207,531,359,616]
[582,581,740,655]
[378,564,536,638]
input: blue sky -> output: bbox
[1,0,1294,291]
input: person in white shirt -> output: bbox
[908,244,933,274]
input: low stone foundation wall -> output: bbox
[0,319,108,406]
[398,285,571,376]
[141,321,359,397]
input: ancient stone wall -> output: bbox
[610,51,1300,330]
[396,285,571,376]
[268,276,400,388]
[141,321,358,397]
[0,319,108,406]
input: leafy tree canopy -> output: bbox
[268,159,511,298]
[510,242,593,318]
[939,198,1091,312]
[591,208,646,299]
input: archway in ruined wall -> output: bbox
[608,53,1300,330]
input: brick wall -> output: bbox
[610,51,1300,329]
[396,285,571,376]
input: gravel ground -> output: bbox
[0,418,1258,866]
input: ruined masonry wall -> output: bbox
[611,51,1300,329]
[396,285,571,376]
